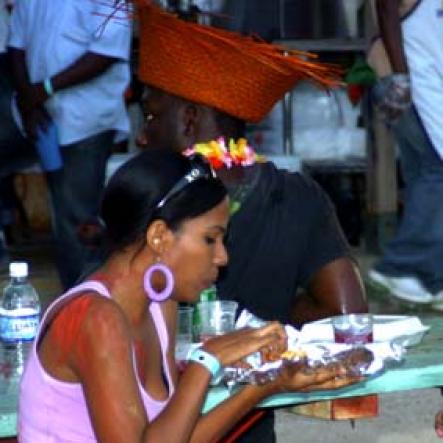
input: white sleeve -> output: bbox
[88,0,132,61]
[7,0,26,49]
[409,61,443,160]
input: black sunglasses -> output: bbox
[155,154,217,210]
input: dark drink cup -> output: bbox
[334,329,373,344]
[332,314,373,344]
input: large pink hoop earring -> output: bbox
[143,263,174,302]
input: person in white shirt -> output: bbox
[8,0,132,288]
[367,0,443,308]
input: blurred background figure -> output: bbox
[8,0,132,289]
[0,0,36,270]
[367,0,443,308]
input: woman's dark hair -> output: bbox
[100,149,227,253]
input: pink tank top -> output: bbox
[18,281,175,442]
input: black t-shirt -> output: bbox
[217,162,350,324]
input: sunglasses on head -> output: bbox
[156,154,217,210]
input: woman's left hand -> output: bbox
[268,360,363,395]
[435,409,443,438]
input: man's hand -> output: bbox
[374,0,411,124]
[30,82,50,109]
[15,80,51,140]
[17,82,49,114]
[17,98,50,140]
[372,73,412,123]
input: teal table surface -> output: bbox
[202,316,443,414]
[0,414,16,439]
[2,316,443,437]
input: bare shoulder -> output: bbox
[62,292,136,383]
[40,292,134,380]
[59,292,134,373]
[78,293,131,344]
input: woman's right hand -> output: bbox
[201,322,287,368]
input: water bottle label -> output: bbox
[0,313,40,342]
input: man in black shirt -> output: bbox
[136,4,368,441]
[218,162,357,327]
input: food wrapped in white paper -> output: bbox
[221,341,405,387]
[221,310,407,388]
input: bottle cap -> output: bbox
[200,285,217,302]
[9,262,29,278]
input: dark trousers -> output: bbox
[0,53,37,260]
[375,106,443,293]
[234,410,276,443]
[46,131,113,289]
[0,54,37,178]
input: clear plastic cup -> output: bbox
[195,300,238,342]
[332,313,373,344]
[175,306,194,370]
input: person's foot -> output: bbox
[435,409,443,438]
[430,291,443,311]
[367,269,433,304]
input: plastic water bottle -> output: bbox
[199,285,217,302]
[0,262,40,377]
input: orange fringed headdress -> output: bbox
[136,1,342,123]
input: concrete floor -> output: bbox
[275,388,442,443]
[2,237,443,442]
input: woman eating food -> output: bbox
[19,149,360,442]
